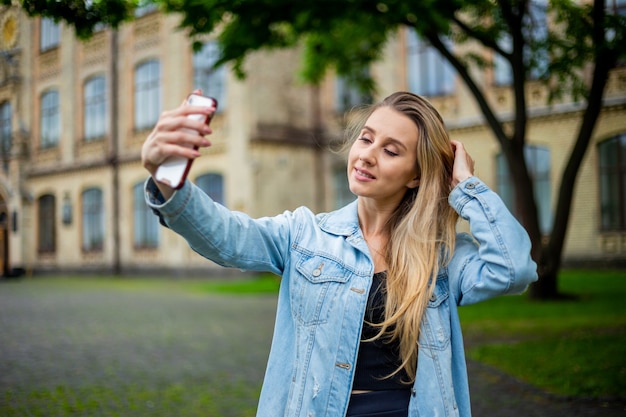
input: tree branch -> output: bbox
[422,30,509,150]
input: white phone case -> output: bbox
[155,94,217,189]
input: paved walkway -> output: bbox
[1,277,624,416]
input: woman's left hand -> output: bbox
[451,140,475,187]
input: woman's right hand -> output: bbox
[141,96,216,196]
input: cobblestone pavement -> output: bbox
[1,277,624,416]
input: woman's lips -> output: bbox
[354,167,375,180]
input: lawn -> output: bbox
[459,269,626,399]
[61,269,624,399]
[1,268,623,417]
[183,269,626,399]
[125,269,626,399]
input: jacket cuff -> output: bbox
[448,176,490,215]
[144,177,192,227]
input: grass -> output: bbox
[3,379,260,417]
[2,268,623,417]
[186,273,281,294]
[459,269,626,399]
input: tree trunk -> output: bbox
[529,0,614,300]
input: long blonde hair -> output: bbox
[347,92,459,382]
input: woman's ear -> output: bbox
[407,176,420,189]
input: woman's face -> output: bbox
[347,106,420,205]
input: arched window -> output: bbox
[332,164,355,210]
[38,194,56,253]
[82,188,104,251]
[598,134,626,231]
[133,182,160,248]
[406,29,455,97]
[335,72,372,113]
[496,145,552,234]
[196,173,225,205]
[134,60,161,130]
[193,41,226,110]
[0,101,12,172]
[40,18,60,52]
[40,90,60,148]
[84,76,107,141]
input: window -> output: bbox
[496,145,552,234]
[134,60,161,131]
[406,29,455,96]
[492,1,549,85]
[610,0,626,16]
[524,0,549,80]
[40,18,60,51]
[84,76,107,141]
[493,34,512,86]
[134,2,158,17]
[84,0,106,31]
[82,188,104,251]
[332,164,355,210]
[598,134,626,231]
[133,182,160,248]
[0,101,11,172]
[38,194,56,253]
[193,41,227,110]
[40,90,60,149]
[196,173,225,205]
[335,75,372,112]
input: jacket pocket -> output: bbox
[419,277,451,350]
[292,254,351,326]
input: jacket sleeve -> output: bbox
[446,177,538,306]
[144,177,291,275]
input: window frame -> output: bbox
[82,188,105,252]
[83,75,107,142]
[40,89,60,149]
[134,59,161,131]
[38,194,56,254]
[406,29,455,97]
[598,134,626,231]
[496,145,552,234]
[40,17,60,52]
[0,101,11,172]
[133,182,160,249]
[195,173,225,205]
[332,163,355,210]
[193,41,227,111]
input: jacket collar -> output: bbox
[318,199,361,237]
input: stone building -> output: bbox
[0,5,624,276]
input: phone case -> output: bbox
[155,94,217,189]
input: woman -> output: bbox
[142,91,538,417]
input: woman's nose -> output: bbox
[359,148,375,165]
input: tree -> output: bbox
[8,0,626,299]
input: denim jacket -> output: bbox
[145,176,538,417]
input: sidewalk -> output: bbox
[1,277,624,416]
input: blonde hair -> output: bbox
[346,92,459,382]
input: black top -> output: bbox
[352,271,411,390]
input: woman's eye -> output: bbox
[358,136,372,143]
[384,149,399,157]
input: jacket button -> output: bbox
[312,269,321,277]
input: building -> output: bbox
[0,5,624,276]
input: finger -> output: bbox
[157,129,212,149]
[154,112,213,136]
[158,142,203,160]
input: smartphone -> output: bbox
[155,94,218,189]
